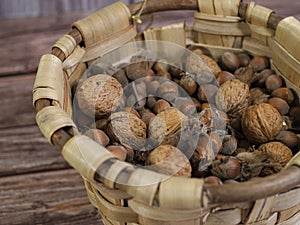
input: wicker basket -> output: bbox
[33,0,300,224]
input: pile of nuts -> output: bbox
[75,47,300,183]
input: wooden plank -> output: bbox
[0,74,38,128]
[0,169,104,225]
[0,125,69,176]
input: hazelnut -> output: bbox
[145,145,192,177]
[122,107,141,118]
[210,132,223,154]
[169,65,184,79]
[257,69,274,86]
[221,135,238,155]
[76,74,123,118]
[153,59,170,72]
[198,107,228,132]
[125,55,151,80]
[249,55,269,72]
[197,84,219,103]
[174,97,197,116]
[157,80,179,101]
[265,75,283,92]
[211,156,241,180]
[249,88,270,104]
[276,130,299,150]
[191,97,201,112]
[257,142,293,176]
[216,71,235,86]
[289,106,300,127]
[84,129,110,146]
[112,69,129,88]
[106,145,127,161]
[95,118,107,130]
[195,70,215,85]
[267,97,290,115]
[271,87,294,105]
[241,103,283,144]
[221,52,240,72]
[147,80,160,95]
[204,176,223,185]
[146,96,157,109]
[156,70,172,80]
[180,74,198,96]
[215,79,250,118]
[153,99,171,114]
[234,67,259,85]
[106,111,147,150]
[141,111,155,126]
[237,53,251,67]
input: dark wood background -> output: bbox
[0,1,299,225]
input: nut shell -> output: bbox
[76,74,123,118]
[215,79,250,118]
[146,145,192,177]
[241,103,283,144]
[257,142,293,176]
[186,53,221,76]
[106,111,147,150]
[148,107,187,145]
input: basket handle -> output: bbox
[128,0,282,30]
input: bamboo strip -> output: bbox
[213,0,240,16]
[246,196,277,224]
[96,183,132,201]
[68,62,86,92]
[277,204,300,223]
[82,25,137,62]
[272,188,300,212]
[242,37,272,57]
[35,106,77,144]
[159,177,203,209]
[277,211,300,225]
[251,5,273,27]
[91,185,139,223]
[63,46,86,69]
[275,17,300,62]
[244,213,277,225]
[84,180,99,208]
[62,135,115,181]
[205,208,241,225]
[125,169,166,206]
[198,0,215,14]
[128,200,206,222]
[53,34,77,59]
[72,2,132,47]
[32,54,64,107]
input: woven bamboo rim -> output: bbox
[33,0,300,224]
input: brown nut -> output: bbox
[265,75,283,92]
[257,69,274,86]
[237,53,251,67]
[106,145,127,161]
[147,80,160,95]
[276,130,299,150]
[145,145,192,177]
[216,71,235,86]
[211,156,241,180]
[153,99,171,114]
[148,107,187,145]
[197,84,219,103]
[125,55,151,80]
[76,74,123,118]
[141,111,155,126]
[122,107,141,118]
[204,176,223,185]
[257,142,293,176]
[153,59,170,72]
[180,74,198,96]
[249,55,269,72]
[84,129,110,146]
[267,97,290,115]
[191,97,201,112]
[156,70,172,80]
[215,79,250,118]
[95,118,108,130]
[112,69,129,88]
[221,135,238,155]
[174,97,197,116]
[289,106,300,127]
[157,80,179,101]
[241,103,283,144]
[198,107,228,132]
[106,111,147,150]
[221,52,240,72]
[271,87,294,105]
[249,87,270,104]
[210,132,223,154]
[234,67,259,86]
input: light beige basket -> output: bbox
[33,0,300,224]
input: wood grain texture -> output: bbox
[0,169,103,225]
[0,125,69,177]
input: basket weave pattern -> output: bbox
[33,0,300,224]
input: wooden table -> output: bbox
[0,2,299,224]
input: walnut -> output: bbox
[148,107,187,146]
[241,103,283,144]
[257,142,293,176]
[215,79,250,118]
[145,145,192,177]
[106,111,147,150]
[76,74,123,118]
[186,52,221,76]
